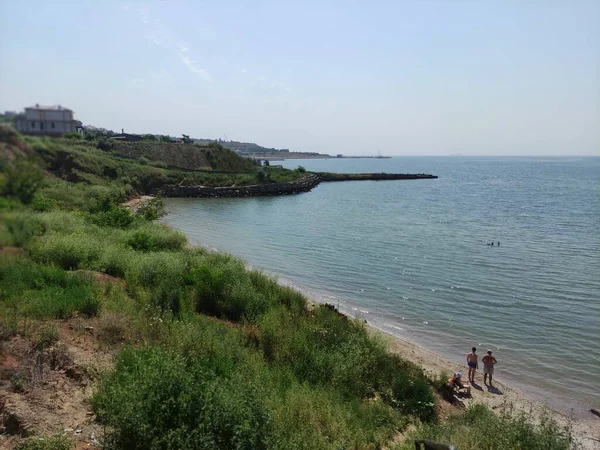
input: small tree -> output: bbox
[142,134,157,141]
[159,135,171,143]
[181,134,193,144]
[264,160,270,166]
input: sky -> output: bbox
[0,1,598,156]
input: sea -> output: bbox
[162,156,600,418]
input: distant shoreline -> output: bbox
[242,154,392,161]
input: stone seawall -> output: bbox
[159,172,437,198]
[161,174,321,198]
[318,173,438,182]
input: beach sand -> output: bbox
[369,327,600,450]
[121,195,154,210]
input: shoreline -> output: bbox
[275,273,600,448]
[154,209,600,448]
[235,266,600,448]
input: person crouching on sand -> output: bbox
[467,347,478,383]
[482,350,497,386]
[450,371,471,396]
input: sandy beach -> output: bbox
[369,327,600,450]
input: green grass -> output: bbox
[393,403,574,450]
[0,128,577,450]
[15,435,72,450]
[0,258,100,319]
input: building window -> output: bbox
[51,122,55,129]
[40,122,44,130]
[31,121,35,128]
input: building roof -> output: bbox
[25,104,73,112]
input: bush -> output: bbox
[255,305,435,421]
[16,435,72,450]
[395,403,574,450]
[62,132,82,140]
[0,259,100,319]
[2,157,44,204]
[136,194,166,221]
[28,233,103,270]
[125,225,186,252]
[92,347,271,450]
[97,137,115,151]
[2,212,45,246]
[88,205,137,228]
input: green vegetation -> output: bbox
[0,126,575,449]
[15,435,72,450]
[0,114,15,125]
[111,139,258,172]
[394,404,574,450]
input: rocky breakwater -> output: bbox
[160,172,437,198]
[161,174,321,198]
[317,172,438,182]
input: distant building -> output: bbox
[3,111,17,117]
[112,133,143,142]
[14,104,78,136]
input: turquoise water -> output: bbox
[163,156,600,417]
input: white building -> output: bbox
[15,104,79,136]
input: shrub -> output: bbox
[2,157,44,204]
[136,194,166,221]
[92,347,271,450]
[124,251,187,292]
[394,403,574,450]
[255,305,435,421]
[0,259,100,319]
[88,206,137,228]
[125,224,186,252]
[16,435,72,450]
[31,196,58,212]
[3,212,45,247]
[28,233,103,270]
[62,132,82,140]
[97,137,115,151]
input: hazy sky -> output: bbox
[1,1,598,156]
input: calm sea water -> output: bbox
[163,156,600,417]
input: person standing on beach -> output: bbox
[467,347,478,383]
[482,350,497,386]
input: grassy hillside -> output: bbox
[0,128,575,450]
[0,129,305,201]
[113,141,258,172]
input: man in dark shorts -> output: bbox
[467,347,478,383]
[482,350,497,386]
